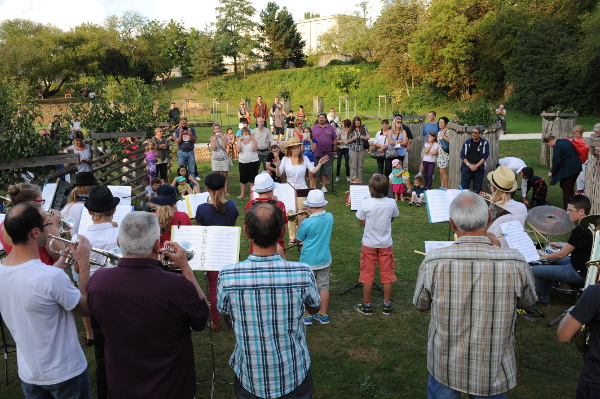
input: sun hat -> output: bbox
[285,137,303,147]
[205,173,226,191]
[176,176,186,183]
[84,186,120,212]
[252,172,279,193]
[74,172,99,186]
[151,184,178,206]
[303,189,328,207]
[392,159,401,167]
[487,165,518,192]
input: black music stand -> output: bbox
[0,312,16,386]
[339,281,383,296]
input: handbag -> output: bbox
[440,137,449,152]
[362,137,370,150]
[246,116,252,123]
[386,146,398,158]
[370,135,387,158]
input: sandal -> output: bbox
[225,192,230,196]
[237,195,245,199]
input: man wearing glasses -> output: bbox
[174,117,197,177]
[459,126,489,193]
[533,195,592,305]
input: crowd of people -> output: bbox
[2,103,600,399]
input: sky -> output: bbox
[0,0,384,31]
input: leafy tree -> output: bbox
[188,30,225,88]
[332,67,362,94]
[304,12,320,19]
[259,2,305,68]
[318,15,374,63]
[214,0,256,74]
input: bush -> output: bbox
[265,61,283,70]
[401,84,449,111]
[453,98,496,126]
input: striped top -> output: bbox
[413,236,536,396]
[217,254,320,398]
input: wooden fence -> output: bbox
[540,112,578,168]
[403,116,426,174]
[585,136,600,214]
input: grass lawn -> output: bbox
[0,138,586,399]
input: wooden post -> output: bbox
[586,137,600,214]
[540,112,578,168]
[403,115,426,174]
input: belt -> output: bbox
[180,149,194,152]
[258,148,269,152]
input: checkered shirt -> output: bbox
[217,254,320,399]
[413,236,536,396]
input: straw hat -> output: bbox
[252,172,279,193]
[285,137,303,147]
[487,166,517,192]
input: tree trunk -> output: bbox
[233,55,238,74]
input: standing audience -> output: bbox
[347,116,369,183]
[543,133,582,209]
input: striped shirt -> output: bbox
[217,254,321,399]
[413,236,536,396]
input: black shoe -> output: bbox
[85,339,95,347]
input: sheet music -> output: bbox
[41,183,58,212]
[350,184,370,211]
[170,225,241,271]
[176,199,188,215]
[424,241,455,253]
[500,220,540,263]
[424,189,462,223]
[273,183,297,212]
[185,193,210,217]
[106,186,132,207]
[0,214,4,250]
[78,203,133,235]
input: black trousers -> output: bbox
[91,315,107,399]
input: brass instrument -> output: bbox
[45,210,75,236]
[48,235,122,267]
[287,209,311,222]
[573,215,600,353]
[0,195,11,207]
[160,242,195,268]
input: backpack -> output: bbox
[563,138,589,163]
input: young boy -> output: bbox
[296,105,306,124]
[146,177,162,210]
[176,175,193,195]
[236,120,249,137]
[519,166,548,208]
[409,176,426,207]
[265,145,283,182]
[355,174,399,316]
[285,111,295,140]
[297,189,334,324]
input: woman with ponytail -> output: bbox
[152,185,192,246]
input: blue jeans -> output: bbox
[460,165,485,193]
[577,381,600,399]
[234,369,312,399]
[21,369,91,399]
[532,257,585,303]
[427,374,507,399]
[177,150,196,177]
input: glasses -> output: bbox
[41,220,53,228]
[249,199,279,207]
[396,121,402,124]
[566,208,580,213]
[31,199,46,205]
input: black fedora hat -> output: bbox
[151,184,178,206]
[84,186,120,212]
[74,172,99,186]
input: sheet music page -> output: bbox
[424,190,451,223]
[170,225,241,271]
[273,183,297,212]
[41,183,57,212]
[350,184,371,211]
[107,186,132,208]
[424,241,455,253]
[186,193,210,217]
[175,198,187,215]
[500,220,540,263]
[0,214,4,250]
[78,203,132,235]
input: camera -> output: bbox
[182,126,188,131]
[242,135,250,140]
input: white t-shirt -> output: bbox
[356,197,399,248]
[488,199,528,248]
[423,142,439,163]
[498,157,526,175]
[279,156,315,189]
[374,130,388,146]
[74,222,119,275]
[0,259,87,385]
[61,203,85,236]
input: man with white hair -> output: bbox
[86,212,209,399]
[414,192,536,399]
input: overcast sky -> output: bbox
[0,0,384,31]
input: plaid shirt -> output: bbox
[217,254,320,398]
[413,236,536,396]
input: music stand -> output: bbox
[339,281,383,296]
[0,312,16,386]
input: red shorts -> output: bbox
[359,245,397,284]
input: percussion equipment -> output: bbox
[526,206,573,235]
[48,235,122,267]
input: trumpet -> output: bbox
[287,209,311,222]
[48,235,122,267]
[0,195,11,207]
[45,210,75,236]
[159,242,195,269]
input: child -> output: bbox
[285,111,295,140]
[354,174,399,316]
[519,166,548,208]
[236,121,249,137]
[266,145,283,182]
[297,189,334,324]
[409,176,426,207]
[176,175,193,195]
[402,169,412,200]
[391,159,406,201]
[226,127,237,159]
[422,132,438,190]
[296,105,306,124]
[146,177,162,210]
[302,127,318,188]
[144,141,158,185]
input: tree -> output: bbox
[188,30,225,88]
[259,2,305,68]
[304,12,320,19]
[214,0,256,74]
[332,67,362,94]
[317,15,374,63]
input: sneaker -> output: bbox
[354,302,372,316]
[382,302,392,315]
[346,177,350,182]
[321,186,328,193]
[416,203,421,207]
[408,201,414,206]
[313,313,330,324]
[335,176,340,182]
[304,316,313,325]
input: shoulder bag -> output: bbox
[370,135,386,158]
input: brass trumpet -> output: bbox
[160,241,195,268]
[48,235,122,267]
[287,209,311,222]
[46,210,75,236]
[0,195,11,207]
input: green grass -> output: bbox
[505,111,599,134]
[0,139,586,399]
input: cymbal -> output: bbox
[526,206,573,235]
[580,215,600,234]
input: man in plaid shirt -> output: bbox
[413,192,536,398]
[217,202,321,398]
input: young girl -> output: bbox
[422,132,439,190]
[302,127,318,188]
[226,127,237,159]
[144,141,158,185]
[391,159,406,201]
[409,176,426,207]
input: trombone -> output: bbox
[48,235,122,267]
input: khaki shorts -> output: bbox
[313,266,330,291]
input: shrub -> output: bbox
[453,98,496,126]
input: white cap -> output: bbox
[303,189,328,207]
